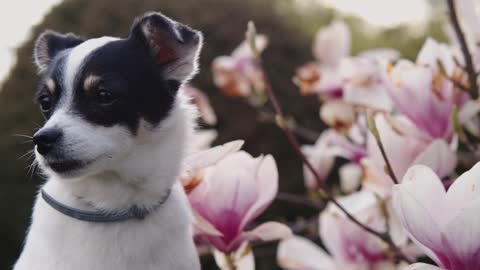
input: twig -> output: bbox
[257,110,319,142]
[447,0,479,99]
[366,110,399,184]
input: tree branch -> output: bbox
[447,0,479,99]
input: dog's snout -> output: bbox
[33,128,63,155]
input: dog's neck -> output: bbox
[43,94,196,212]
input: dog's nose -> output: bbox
[33,128,63,155]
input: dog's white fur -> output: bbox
[15,35,201,269]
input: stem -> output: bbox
[254,53,412,264]
[366,110,399,185]
[257,110,319,142]
[447,0,479,99]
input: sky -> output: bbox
[0,0,432,86]
[319,0,432,27]
[0,0,60,85]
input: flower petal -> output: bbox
[184,140,244,170]
[240,221,292,242]
[445,161,480,216]
[339,162,362,193]
[404,263,444,270]
[392,166,447,263]
[412,139,457,179]
[441,198,480,269]
[239,154,278,230]
[277,236,336,270]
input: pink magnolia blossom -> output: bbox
[181,140,244,193]
[277,191,408,270]
[212,35,268,97]
[302,129,366,190]
[385,39,468,140]
[312,20,351,68]
[393,163,480,270]
[339,56,394,112]
[362,114,457,196]
[293,20,349,97]
[183,84,217,125]
[188,151,291,253]
[319,100,356,132]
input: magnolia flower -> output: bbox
[302,129,366,190]
[339,162,362,193]
[313,20,351,68]
[183,84,217,125]
[362,114,457,196]
[385,39,468,139]
[393,163,480,270]
[212,35,268,97]
[278,191,407,270]
[188,151,291,254]
[293,20,349,97]
[293,63,343,97]
[181,140,244,193]
[319,100,356,132]
[340,56,394,112]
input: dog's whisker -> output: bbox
[18,150,35,160]
[12,134,34,139]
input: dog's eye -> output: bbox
[96,88,116,105]
[38,95,52,112]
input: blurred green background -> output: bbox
[0,0,446,268]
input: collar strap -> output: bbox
[41,189,171,223]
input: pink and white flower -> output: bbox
[393,163,480,270]
[362,114,457,196]
[302,129,366,190]
[212,35,268,97]
[188,151,291,253]
[278,191,408,270]
[385,39,468,140]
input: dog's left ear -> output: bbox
[129,12,203,82]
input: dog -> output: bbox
[14,12,202,270]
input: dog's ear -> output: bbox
[129,12,203,82]
[34,30,85,73]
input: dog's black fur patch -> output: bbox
[34,13,199,134]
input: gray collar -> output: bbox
[41,189,171,223]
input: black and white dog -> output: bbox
[14,12,202,270]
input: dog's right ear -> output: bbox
[34,30,85,73]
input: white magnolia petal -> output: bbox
[404,263,444,270]
[446,161,480,216]
[243,222,292,242]
[397,165,447,221]
[412,139,457,179]
[213,245,256,270]
[339,162,362,193]
[184,140,244,169]
[277,236,336,270]
[442,199,480,268]
[392,184,444,258]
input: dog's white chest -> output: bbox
[14,185,200,270]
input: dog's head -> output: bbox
[32,12,202,179]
